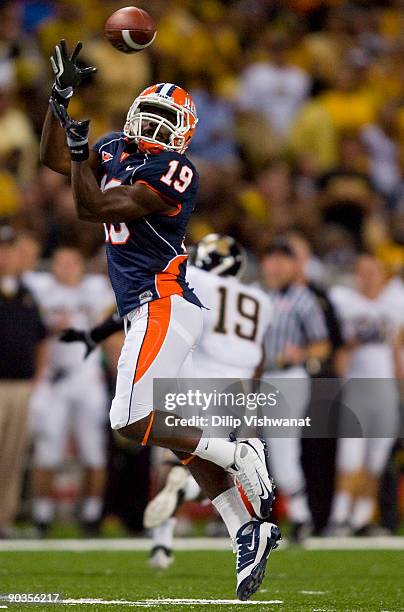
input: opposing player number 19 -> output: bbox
[214,287,260,342]
[160,160,193,193]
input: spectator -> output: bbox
[237,32,310,160]
[0,77,38,185]
[0,226,47,538]
[0,165,21,219]
[360,101,402,201]
[317,63,377,133]
[189,77,238,168]
[318,134,379,249]
[372,208,404,277]
[289,95,338,174]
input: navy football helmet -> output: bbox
[190,234,246,278]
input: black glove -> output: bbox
[50,39,97,107]
[50,99,90,162]
[59,328,96,358]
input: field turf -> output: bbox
[0,549,402,611]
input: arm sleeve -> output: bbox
[92,131,122,162]
[89,311,124,344]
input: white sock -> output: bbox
[330,491,352,525]
[288,492,311,524]
[351,497,374,530]
[152,518,176,550]
[32,498,55,524]
[193,437,235,469]
[184,476,201,501]
[81,497,103,522]
[212,486,252,541]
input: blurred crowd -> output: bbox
[0,0,404,275]
[1,0,404,538]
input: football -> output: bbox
[104,6,156,54]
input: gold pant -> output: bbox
[0,381,32,528]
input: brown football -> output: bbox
[104,6,156,54]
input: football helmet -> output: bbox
[190,234,247,279]
[124,83,198,154]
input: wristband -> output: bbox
[51,84,73,108]
[68,141,89,162]
[66,130,89,162]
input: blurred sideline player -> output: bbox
[60,235,275,568]
[40,40,279,599]
[328,255,401,535]
[25,247,114,536]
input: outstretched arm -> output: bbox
[40,106,72,175]
[40,39,97,176]
[50,99,177,222]
[40,106,99,176]
[60,311,124,357]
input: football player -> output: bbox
[61,235,281,585]
[25,247,114,536]
[144,234,279,568]
[328,255,401,534]
[40,40,278,599]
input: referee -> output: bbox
[288,231,345,533]
[260,239,330,542]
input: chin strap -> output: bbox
[137,139,166,155]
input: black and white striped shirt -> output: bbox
[263,284,328,371]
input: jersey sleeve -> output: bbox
[92,131,122,162]
[134,152,198,208]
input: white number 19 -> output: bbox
[160,160,193,193]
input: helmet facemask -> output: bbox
[124,97,196,153]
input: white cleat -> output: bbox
[149,546,174,570]
[143,465,188,529]
[231,439,275,520]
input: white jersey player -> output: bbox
[328,255,402,534]
[188,266,272,380]
[145,234,274,568]
[24,247,115,536]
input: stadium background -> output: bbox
[0,0,403,538]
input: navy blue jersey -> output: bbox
[93,131,202,316]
